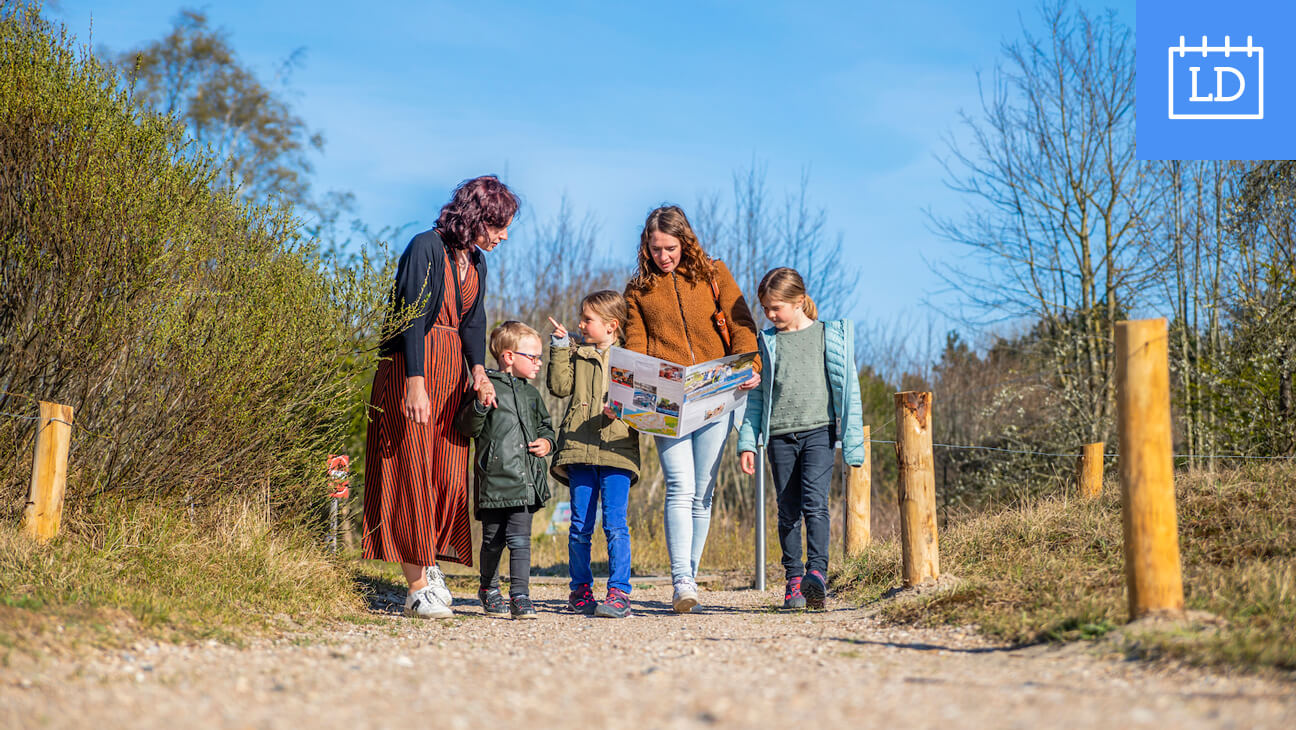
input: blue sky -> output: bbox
[51,0,1136,331]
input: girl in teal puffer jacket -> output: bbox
[738,268,866,610]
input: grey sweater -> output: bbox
[768,322,832,436]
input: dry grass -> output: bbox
[526,509,769,578]
[0,500,363,653]
[836,463,1296,671]
[513,485,890,586]
[426,504,779,583]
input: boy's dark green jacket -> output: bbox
[546,339,641,485]
[454,370,556,517]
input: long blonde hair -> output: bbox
[757,267,818,320]
[627,205,716,292]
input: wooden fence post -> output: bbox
[895,392,939,585]
[22,401,74,542]
[844,426,871,557]
[1116,318,1185,620]
[1078,442,1105,499]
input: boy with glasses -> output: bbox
[455,321,555,618]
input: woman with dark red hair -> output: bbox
[363,175,518,619]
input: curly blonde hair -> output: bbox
[627,205,716,292]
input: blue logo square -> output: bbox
[1137,0,1296,159]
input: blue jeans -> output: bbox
[567,465,633,594]
[655,416,731,582]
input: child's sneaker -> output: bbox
[510,594,537,620]
[403,585,453,619]
[802,569,828,609]
[424,565,452,605]
[568,583,596,616]
[782,576,806,610]
[672,577,699,613]
[478,587,509,618]
[594,587,632,618]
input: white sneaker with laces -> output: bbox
[403,585,453,619]
[425,565,452,605]
[672,577,699,613]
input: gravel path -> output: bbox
[3,583,1294,729]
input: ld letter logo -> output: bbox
[1168,35,1263,119]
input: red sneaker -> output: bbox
[802,570,828,610]
[595,587,632,618]
[567,583,596,615]
[783,576,806,610]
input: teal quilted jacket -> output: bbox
[737,319,866,466]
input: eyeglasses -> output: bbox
[511,351,542,363]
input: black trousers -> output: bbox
[479,507,533,596]
[767,425,834,580]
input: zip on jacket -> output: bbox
[671,272,697,364]
[454,370,555,515]
[504,377,536,488]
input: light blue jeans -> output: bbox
[655,415,731,582]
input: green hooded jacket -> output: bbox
[546,338,641,486]
[454,370,556,517]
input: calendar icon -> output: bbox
[1168,35,1263,120]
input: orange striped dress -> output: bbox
[362,254,478,567]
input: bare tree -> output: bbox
[1151,160,1240,465]
[704,162,857,325]
[490,196,624,330]
[930,0,1159,445]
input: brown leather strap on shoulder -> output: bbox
[709,276,732,353]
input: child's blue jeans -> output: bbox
[567,464,633,594]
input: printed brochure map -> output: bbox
[608,347,759,437]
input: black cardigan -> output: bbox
[380,229,488,377]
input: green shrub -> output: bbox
[0,3,391,523]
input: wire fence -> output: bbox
[867,437,1296,462]
[4,402,1294,462]
[0,407,91,437]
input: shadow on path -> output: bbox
[829,635,1020,655]
[354,573,406,615]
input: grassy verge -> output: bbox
[836,463,1296,672]
[0,500,364,653]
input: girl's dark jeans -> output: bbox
[767,425,834,580]
[479,506,533,597]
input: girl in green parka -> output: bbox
[547,290,641,619]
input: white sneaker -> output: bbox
[672,578,699,613]
[425,565,452,605]
[403,585,453,619]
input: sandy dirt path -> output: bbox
[2,583,1293,729]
